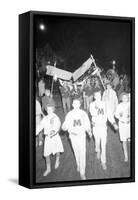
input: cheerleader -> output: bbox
[36,103,64,176]
[62,99,91,180]
[102,82,118,127]
[90,89,108,170]
[114,93,130,162]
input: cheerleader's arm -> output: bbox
[84,113,92,137]
[52,116,61,133]
[36,118,45,135]
[62,114,70,131]
[89,103,97,117]
[114,105,120,120]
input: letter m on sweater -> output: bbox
[97,108,104,115]
[73,119,82,127]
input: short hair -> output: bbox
[105,82,112,87]
[73,98,81,103]
[119,92,129,102]
[119,77,123,81]
[45,102,55,110]
[45,89,50,93]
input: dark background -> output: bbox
[34,14,132,184]
[34,14,131,75]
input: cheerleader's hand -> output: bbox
[91,121,95,127]
[113,123,119,131]
[50,130,56,137]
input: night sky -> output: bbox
[34,14,132,75]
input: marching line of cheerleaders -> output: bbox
[36,70,130,180]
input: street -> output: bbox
[36,93,130,183]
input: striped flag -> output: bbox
[72,58,93,82]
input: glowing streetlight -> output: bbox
[39,23,45,31]
[112,60,116,70]
[112,60,116,65]
[53,75,57,81]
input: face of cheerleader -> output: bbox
[45,89,50,97]
[46,106,54,115]
[94,92,101,102]
[122,95,129,103]
[119,80,123,86]
[106,84,112,91]
[72,100,81,110]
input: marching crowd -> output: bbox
[36,66,130,180]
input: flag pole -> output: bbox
[50,61,57,96]
[90,54,105,90]
[50,78,54,96]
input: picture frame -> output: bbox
[19,11,135,189]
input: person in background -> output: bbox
[42,89,55,114]
[116,77,125,101]
[102,82,118,129]
[83,79,93,112]
[38,78,45,97]
[90,89,108,170]
[94,77,101,90]
[72,82,83,106]
[59,81,71,115]
[116,77,125,102]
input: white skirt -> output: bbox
[93,124,107,140]
[119,121,130,142]
[43,134,64,157]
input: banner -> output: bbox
[46,57,93,81]
[46,65,72,80]
[72,58,92,81]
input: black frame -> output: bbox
[19,11,135,189]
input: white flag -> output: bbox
[46,65,72,80]
[72,58,92,81]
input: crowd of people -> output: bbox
[36,64,131,180]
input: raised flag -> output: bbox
[46,65,72,80]
[72,57,93,81]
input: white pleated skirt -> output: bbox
[119,121,130,142]
[43,134,64,157]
